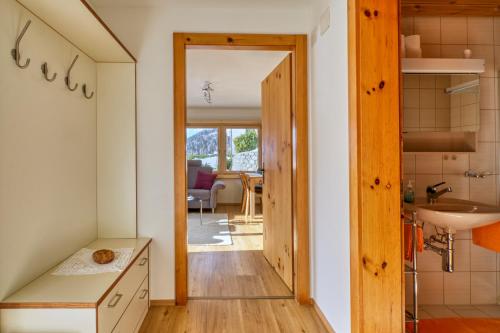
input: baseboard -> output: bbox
[311,298,336,333]
[150,299,176,306]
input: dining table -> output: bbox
[245,172,263,220]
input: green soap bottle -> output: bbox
[404,180,415,203]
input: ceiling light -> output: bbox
[202,81,214,104]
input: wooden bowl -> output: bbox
[92,249,115,264]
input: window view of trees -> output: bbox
[226,128,259,172]
[186,126,260,172]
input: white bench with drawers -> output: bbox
[0,238,151,333]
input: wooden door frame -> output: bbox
[173,33,309,305]
[348,1,403,333]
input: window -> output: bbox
[186,127,219,170]
[226,128,259,172]
[186,125,260,173]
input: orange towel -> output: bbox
[472,221,500,252]
[406,318,500,333]
[404,224,423,262]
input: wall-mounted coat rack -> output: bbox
[11,20,32,69]
[82,84,94,99]
[65,55,79,91]
[41,62,57,82]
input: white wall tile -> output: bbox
[455,229,471,241]
[420,75,436,88]
[421,44,441,58]
[404,89,420,108]
[441,44,468,58]
[449,305,488,317]
[420,272,444,304]
[471,272,497,304]
[420,89,436,109]
[495,18,500,45]
[436,108,451,128]
[404,75,419,89]
[444,272,471,305]
[494,46,500,78]
[475,304,500,317]
[468,17,494,45]
[443,153,469,175]
[454,239,471,272]
[420,109,436,127]
[479,78,496,110]
[471,243,497,271]
[404,108,420,128]
[417,248,443,272]
[470,176,497,205]
[402,17,414,36]
[416,153,443,174]
[421,305,459,318]
[442,175,469,200]
[441,17,467,45]
[468,45,495,78]
[470,142,496,173]
[478,109,496,142]
[415,17,441,44]
[404,15,500,308]
[436,89,450,109]
[403,153,416,175]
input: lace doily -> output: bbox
[52,248,134,276]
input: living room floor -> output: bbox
[188,204,293,298]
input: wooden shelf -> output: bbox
[0,238,151,309]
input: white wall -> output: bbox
[93,3,313,302]
[0,0,97,300]
[97,63,137,238]
[94,3,352,332]
[310,1,351,332]
[187,107,260,122]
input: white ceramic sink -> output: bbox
[405,198,500,233]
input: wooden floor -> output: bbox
[188,205,293,298]
[139,300,329,333]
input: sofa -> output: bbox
[187,160,226,212]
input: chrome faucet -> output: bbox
[426,182,452,204]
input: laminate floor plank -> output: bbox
[139,300,330,333]
[188,205,293,298]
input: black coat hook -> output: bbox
[41,62,57,82]
[11,20,32,69]
[65,55,79,91]
[82,84,94,99]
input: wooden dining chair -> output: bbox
[240,173,249,213]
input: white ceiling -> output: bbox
[187,50,289,108]
[89,0,312,8]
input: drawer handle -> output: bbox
[108,293,123,308]
[138,257,148,266]
[139,289,149,300]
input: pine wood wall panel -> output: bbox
[349,0,403,332]
[402,1,500,16]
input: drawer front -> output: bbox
[112,276,149,333]
[99,247,149,333]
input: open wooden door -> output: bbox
[261,54,293,291]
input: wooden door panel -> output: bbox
[261,54,293,290]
